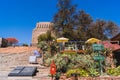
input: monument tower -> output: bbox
[31,22,54,46]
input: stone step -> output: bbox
[8,77,33,80]
[33,77,51,80]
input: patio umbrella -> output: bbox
[56,37,69,51]
[85,38,101,44]
[56,37,69,43]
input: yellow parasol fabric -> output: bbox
[56,37,69,43]
[85,38,101,44]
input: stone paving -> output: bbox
[0,48,51,80]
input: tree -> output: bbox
[38,31,57,57]
[73,10,119,40]
[74,10,93,40]
[46,30,54,41]
[87,20,119,40]
[53,0,120,41]
[53,0,76,39]
[38,30,54,44]
[6,38,18,46]
[87,20,107,40]
[38,34,47,42]
[104,21,119,39]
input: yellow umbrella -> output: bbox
[56,37,69,51]
[85,38,101,44]
[56,37,69,43]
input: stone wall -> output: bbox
[31,22,54,46]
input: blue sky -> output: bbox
[0,0,120,44]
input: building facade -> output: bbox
[111,33,120,44]
[0,38,8,47]
[31,22,54,46]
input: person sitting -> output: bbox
[33,48,41,58]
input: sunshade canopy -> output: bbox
[86,38,101,44]
[56,37,69,43]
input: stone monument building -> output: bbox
[31,22,54,46]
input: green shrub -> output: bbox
[106,68,117,76]
[44,52,52,59]
[44,58,53,66]
[22,43,28,46]
[88,67,100,77]
[44,53,94,75]
[106,66,120,76]
[66,68,89,77]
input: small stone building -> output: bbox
[31,22,54,46]
[111,33,120,66]
[111,33,120,44]
[0,38,8,47]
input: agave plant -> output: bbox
[88,67,100,77]
[106,66,120,76]
[66,68,89,77]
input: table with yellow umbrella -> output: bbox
[85,38,101,44]
[56,37,69,51]
[56,37,69,43]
